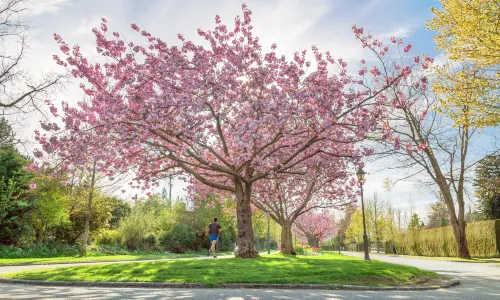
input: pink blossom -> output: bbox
[38,5,420,256]
[405,142,413,155]
[403,44,412,53]
[419,109,428,121]
[29,183,36,190]
[60,180,68,186]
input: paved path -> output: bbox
[1,252,499,299]
[0,255,234,275]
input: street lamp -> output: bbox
[356,167,371,261]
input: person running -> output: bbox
[205,217,222,258]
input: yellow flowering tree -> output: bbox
[432,62,499,128]
[427,0,500,127]
[427,0,499,68]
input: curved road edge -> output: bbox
[0,276,460,291]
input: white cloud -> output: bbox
[31,0,72,15]
[378,25,414,40]
[432,51,450,66]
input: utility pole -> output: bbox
[168,177,172,202]
[267,213,271,254]
[338,234,341,254]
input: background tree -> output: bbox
[432,62,499,128]
[51,180,117,247]
[0,0,62,114]
[474,154,500,220]
[372,54,493,258]
[43,5,421,258]
[427,0,499,69]
[427,1,499,127]
[0,117,15,147]
[0,146,33,244]
[407,213,424,231]
[345,210,369,246]
[246,158,357,255]
[367,192,386,253]
[295,210,337,248]
[382,202,399,250]
[108,197,131,229]
[336,203,356,248]
[29,174,70,244]
[426,192,450,228]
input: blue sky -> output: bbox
[19,0,482,223]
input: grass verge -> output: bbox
[2,253,441,287]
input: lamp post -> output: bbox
[356,167,371,261]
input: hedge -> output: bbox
[387,220,500,258]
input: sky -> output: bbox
[13,0,483,222]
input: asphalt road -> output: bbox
[0,252,499,299]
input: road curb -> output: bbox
[0,277,460,291]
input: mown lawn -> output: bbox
[0,253,199,266]
[2,253,440,287]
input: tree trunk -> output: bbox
[306,233,318,248]
[234,179,259,258]
[82,161,97,257]
[280,223,295,255]
[451,217,470,258]
[440,180,471,259]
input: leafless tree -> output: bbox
[369,58,499,258]
[0,0,63,115]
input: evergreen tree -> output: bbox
[0,117,14,148]
[408,213,424,231]
[426,193,450,228]
[474,155,500,220]
[0,146,34,244]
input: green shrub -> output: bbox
[392,220,500,257]
[159,224,196,253]
[142,234,158,251]
[0,244,80,258]
[119,210,158,251]
[95,230,121,246]
[294,247,305,255]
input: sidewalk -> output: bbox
[0,254,233,275]
[0,251,281,275]
[343,251,500,263]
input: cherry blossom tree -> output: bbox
[250,156,357,254]
[43,5,421,258]
[189,155,358,255]
[295,209,338,248]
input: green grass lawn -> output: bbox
[2,253,441,287]
[0,253,200,266]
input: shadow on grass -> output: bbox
[4,253,438,286]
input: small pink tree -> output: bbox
[295,209,338,248]
[45,5,421,258]
[189,152,359,255]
